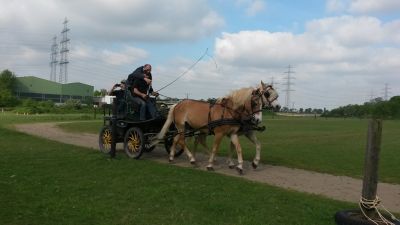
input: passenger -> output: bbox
[108,79,127,116]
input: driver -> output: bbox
[131,72,159,120]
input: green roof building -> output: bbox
[14,76,94,103]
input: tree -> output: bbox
[93,90,102,97]
[100,89,108,96]
[207,98,217,104]
[0,69,18,107]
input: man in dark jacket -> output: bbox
[131,74,158,120]
[127,64,152,87]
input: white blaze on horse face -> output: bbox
[270,100,279,109]
[267,89,279,106]
[254,100,263,123]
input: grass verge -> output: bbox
[0,121,355,225]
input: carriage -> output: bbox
[98,82,280,174]
[98,95,185,159]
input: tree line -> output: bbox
[323,96,400,119]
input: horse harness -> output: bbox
[206,91,265,135]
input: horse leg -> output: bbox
[227,141,236,169]
[169,134,180,162]
[206,132,224,171]
[198,134,212,156]
[230,134,244,175]
[245,131,261,169]
[177,133,196,164]
[193,135,199,152]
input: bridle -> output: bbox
[214,87,274,124]
[261,85,278,108]
[236,89,264,123]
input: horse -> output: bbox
[152,81,279,174]
[193,83,280,170]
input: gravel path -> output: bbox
[14,122,400,213]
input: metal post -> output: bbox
[361,119,382,215]
[110,100,117,158]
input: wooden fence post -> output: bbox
[361,119,382,216]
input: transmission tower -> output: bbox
[382,83,391,101]
[59,18,70,84]
[49,36,58,82]
[283,65,295,110]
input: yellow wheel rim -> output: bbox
[102,129,112,150]
[127,131,140,153]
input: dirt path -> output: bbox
[14,122,400,213]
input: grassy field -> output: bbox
[0,114,355,224]
[57,115,400,184]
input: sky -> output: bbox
[1,0,399,109]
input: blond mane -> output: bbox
[216,87,253,110]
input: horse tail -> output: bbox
[151,104,177,146]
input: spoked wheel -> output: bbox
[124,127,144,159]
[164,136,184,157]
[99,126,112,154]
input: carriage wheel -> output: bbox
[164,136,184,157]
[99,126,112,154]
[124,127,144,159]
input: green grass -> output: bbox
[56,116,400,184]
[0,122,354,225]
[0,112,99,126]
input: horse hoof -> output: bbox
[190,161,196,165]
[206,166,214,171]
[168,159,174,163]
[229,165,235,169]
[252,162,258,169]
[236,167,244,175]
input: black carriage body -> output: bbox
[101,101,169,142]
[99,97,182,159]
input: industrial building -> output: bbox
[14,76,94,103]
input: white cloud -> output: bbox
[0,0,224,43]
[212,15,400,108]
[326,0,347,13]
[235,0,266,16]
[246,0,266,16]
[349,0,400,14]
[100,47,148,66]
[0,0,224,92]
[325,0,400,15]
[306,16,385,46]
